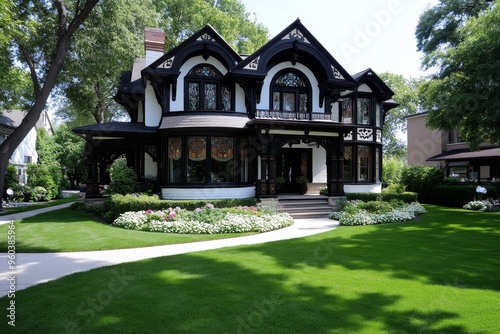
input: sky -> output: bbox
[241,0,438,78]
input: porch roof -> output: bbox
[427,146,500,161]
[159,114,250,130]
[72,122,157,136]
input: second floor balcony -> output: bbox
[255,110,340,122]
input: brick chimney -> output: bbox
[144,28,165,66]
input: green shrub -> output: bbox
[383,183,406,194]
[345,191,417,203]
[103,194,258,222]
[357,201,394,214]
[346,193,382,202]
[401,166,445,203]
[5,164,18,189]
[27,163,61,200]
[382,157,405,186]
[431,185,498,208]
[69,201,86,211]
[382,192,418,203]
[107,158,140,195]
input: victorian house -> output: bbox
[73,20,397,199]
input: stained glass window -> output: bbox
[272,92,280,110]
[211,137,235,182]
[222,86,231,111]
[283,92,295,111]
[271,71,309,113]
[168,137,182,183]
[205,83,216,110]
[187,137,206,183]
[357,98,371,125]
[191,66,219,77]
[357,145,371,181]
[299,94,308,112]
[343,145,352,181]
[275,72,306,87]
[188,83,199,110]
[185,64,232,111]
[342,98,352,123]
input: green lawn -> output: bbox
[1,205,499,333]
[0,208,254,252]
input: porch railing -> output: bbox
[255,110,335,121]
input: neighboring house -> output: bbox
[0,109,53,185]
[74,20,398,199]
[406,112,500,181]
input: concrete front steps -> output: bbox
[277,195,333,219]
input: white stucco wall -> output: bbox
[344,183,382,193]
[162,186,255,200]
[144,153,157,178]
[9,128,38,166]
[144,82,162,127]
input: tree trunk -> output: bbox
[0,0,100,210]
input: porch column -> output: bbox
[268,155,276,196]
[86,160,100,197]
[259,154,268,196]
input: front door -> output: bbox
[276,148,312,193]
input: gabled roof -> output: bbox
[143,24,242,77]
[0,110,25,130]
[72,122,157,136]
[231,19,356,88]
[0,109,53,134]
[352,68,395,100]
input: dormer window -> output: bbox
[271,70,310,112]
[184,64,232,111]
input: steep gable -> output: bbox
[232,19,356,88]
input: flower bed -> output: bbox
[112,203,294,234]
[330,200,426,226]
[463,199,500,212]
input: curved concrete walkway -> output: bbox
[0,205,338,297]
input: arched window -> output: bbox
[270,70,310,112]
[184,64,232,111]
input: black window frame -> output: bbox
[183,64,232,111]
[270,69,311,113]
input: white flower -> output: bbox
[476,186,487,194]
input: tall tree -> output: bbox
[415,0,492,69]
[0,0,100,210]
[0,0,32,111]
[417,0,500,149]
[56,0,160,126]
[155,0,269,53]
[55,0,269,126]
[379,72,422,158]
[53,124,86,189]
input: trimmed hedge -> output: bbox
[345,192,418,203]
[103,194,258,221]
[430,185,499,208]
[401,166,445,203]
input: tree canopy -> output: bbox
[379,72,422,159]
[417,0,500,149]
[56,0,270,126]
[0,0,100,209]
[56,0,160,126]
[416,0,492,69]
